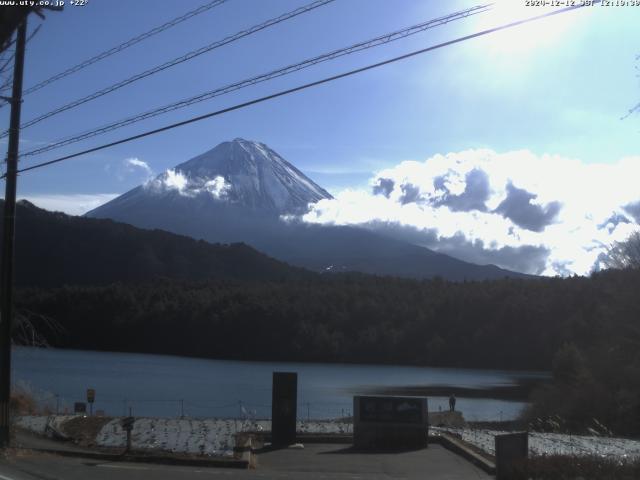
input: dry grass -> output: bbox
[10,390,38,416]
[61,416,112,447]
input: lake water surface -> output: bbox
[12,347,544,421]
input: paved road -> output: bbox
[0,444,490,479]
[13,431,95,454]
[258,443,490,479]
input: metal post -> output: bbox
[0,18,27,448]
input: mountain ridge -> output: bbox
[5,199,309,288]
[86,138,532,281]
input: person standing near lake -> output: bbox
[449,394,456,412]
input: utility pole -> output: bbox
[0,18,26,448]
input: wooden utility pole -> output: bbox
[0,17,26,448]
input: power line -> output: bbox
[19,4,491,158]
[10,1,594,178]
[1,0,336,137]
[0,0,229,97]
[0,50,16,76]
[0,42,16,90]
[622,102,639,119]
[0,25,42,96]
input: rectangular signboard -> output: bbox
[495,432,528,480]
[353,395,428,450]
[271,372,297,446]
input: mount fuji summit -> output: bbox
[87,138,528,280]
[89,138,332,217]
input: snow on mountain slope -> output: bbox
[99,138,332,215]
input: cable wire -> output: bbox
[0,25,42,100]
[1,0,229,96]
[9,2,594,178]
[19,4,491,158]
[0,50,16,76]
[1,0,336,137]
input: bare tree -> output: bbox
[13,309,64,348]
[605,231,640,270]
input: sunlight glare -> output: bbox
[477,1,581,54]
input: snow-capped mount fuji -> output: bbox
[87,139,530,281]
[89,138,332,218]
[171,138,331,213]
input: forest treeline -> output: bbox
[13,268,637,369]
[14,267,640,434]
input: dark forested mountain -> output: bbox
[86,138,530,281]
[4,200,308,287]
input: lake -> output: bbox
[12,346,545,421]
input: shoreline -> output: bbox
[13,345,552,377]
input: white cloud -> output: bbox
[204,176,230,199]
[18,194,119,216]
[163,169,188,192]
[146,168,190,195]
[125,157,152,177]
[301,149,640,276]
[145,169,230,200]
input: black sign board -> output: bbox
[86,388,95,404]
[353,396,428,450]
[358,396,424,424]
[271,372,297,446]
[495,432,528,480]
[74,402,86,414]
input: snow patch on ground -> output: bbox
[15,415,76,434]
[434,427,640,459]
[95,418,351,456]
[17,416,351,457]
[19,415,640,460]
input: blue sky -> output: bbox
[2,0,639,275]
